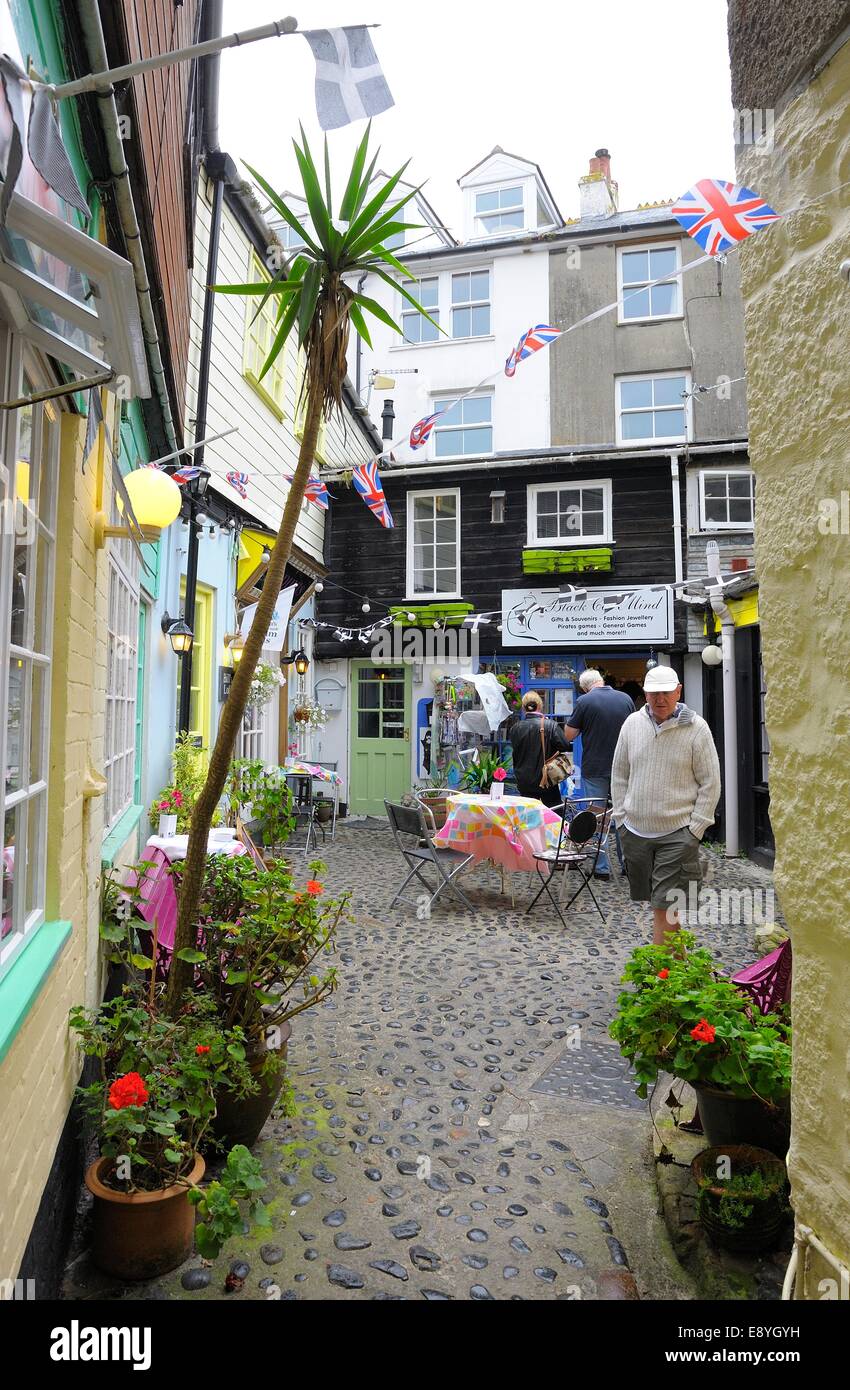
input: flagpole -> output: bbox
[147,426,239,469]
[40,18,381,101]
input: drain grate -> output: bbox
[531,1038,646,1111]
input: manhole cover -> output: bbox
[531,1038,646,1111]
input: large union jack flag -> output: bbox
[504,323,563,377]
[409,411,440,451]
[225,470,249,498]
[351,459,393,528]
[671,179,779,257]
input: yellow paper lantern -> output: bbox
[120,468,182,531]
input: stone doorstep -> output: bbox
[651,1094,792,1301]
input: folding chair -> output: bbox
[526,807,609,926]
[284,772,317,857]
[385,800,475,913]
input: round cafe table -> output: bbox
[432,792,563,874]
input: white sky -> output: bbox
[218,0,736,230]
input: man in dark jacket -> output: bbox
[509,691,570,808]
[564,669,634,878]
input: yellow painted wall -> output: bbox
[0,405,137,1281]
[736,41,850,1295]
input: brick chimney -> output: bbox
[578,148,619,219]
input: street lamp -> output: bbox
[281,648,309,675]
[161,613,194,655]
[229,633,246,666]
[95,466,182,548]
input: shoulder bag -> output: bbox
[539,717,572,788]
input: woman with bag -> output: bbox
[509,691,571,809]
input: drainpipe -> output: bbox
[76,0,177,450]
[355,271,368,397]
[708,583,738,857]
[669,451,684,584]
[178,0,228,736]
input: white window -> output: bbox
[104,541,140,829]
[617,242,682,322]
[433,394,492,458]
[0,335,58,983]
[240,703,265,761]
[616,371,691,446]
[699,469,755,530]
[401,276,440,343]
[451,270,490,338]
[407,490,461,599]
[527,480,612,546]
[475,185,524,236]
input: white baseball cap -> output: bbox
[643,665,680,692]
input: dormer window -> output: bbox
[475,185,524,235]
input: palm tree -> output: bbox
[165,125,439,1012]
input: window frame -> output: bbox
[449,268,491,340]
[242,250,288,420]
[616,240,683,324]
[526,478,613,547]
[176,581,213,749]
[615,370,692,447]
[473,183,526,237]
[406,487,462,601]
[104,540,141,831]
[394,265,494,349]
[0,332,58,985]
[698,467,755,531]
[431,391,493,461]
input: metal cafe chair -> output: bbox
[385,800,475,914]
[283,771,317,857]
[526,806,609,927]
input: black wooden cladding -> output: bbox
[315,455,725,657]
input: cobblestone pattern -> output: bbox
[64,823,775,1302]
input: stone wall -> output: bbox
[732,28,850,1295]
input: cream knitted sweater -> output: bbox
[610,704,721,838]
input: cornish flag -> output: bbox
[302,28,394,131]
[671,179,779,257]
[505,324,562,377]
[351,459,393,529]
[409,412,440,451]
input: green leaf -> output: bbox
[339,122,373,221]
[227,1042,246,1061]
[225,970,248,984]
[292,131,334,256]
[297,262,322,349]
[352,292,403,336]
[130,954,154,971]
[164,1148,183,1163]
[323,134,333,219]
[243,162,323,257]
[344,160,412,250]
[370,266,444,336]
[175,948,206,964]
[211,277,303,297]
[99,921,126,942]
[347,301,373,350]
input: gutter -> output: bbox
[396,213,681,264]
[325,439,749,482]
[76,0,178,449]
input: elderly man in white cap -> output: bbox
[611,665,721,945]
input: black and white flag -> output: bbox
[302,28,394,131]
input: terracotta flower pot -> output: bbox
[210,1021,292,1149]
[85,1152,204,1281]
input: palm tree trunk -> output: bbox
[164,380,325,1014]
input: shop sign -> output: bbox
[502,586,673,647]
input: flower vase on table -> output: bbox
[158,814,178,838]
[490,767,507,801]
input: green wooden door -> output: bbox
[349,663,411,816]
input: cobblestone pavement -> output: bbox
[65,823,778,1303]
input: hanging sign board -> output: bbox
[502,586,673,647]
[240,584,295,652]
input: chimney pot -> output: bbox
[579,148,618,219]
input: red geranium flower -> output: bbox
[690,1019,716,1044]
[657,968,669,979]
[195,1045,211,1055]
[305,880,324,896]
[492,767,507,782]
[108,1072,149,1110]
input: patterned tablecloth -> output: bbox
[433,793,563,873]
[283,761,343,787]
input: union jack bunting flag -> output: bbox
[225,470,249,498]
[504,324,563,377]
[305,474,330,510]
[351,459,394,529]
[172,464,203,485]
[671,179,779,257]
[409,412,440,451]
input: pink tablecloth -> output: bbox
[126,836,247,962]
[433,793,563,873]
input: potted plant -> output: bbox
[153,786,184,838]
[70,988,268,1280]
[314,794,333,825]
[290,696,330,732]
[692,1145,791,1252]
[224,760,295,856]
[610,930,792,1154]
[169,854,346,1147]
[246,660,284,710]
[149,733,223,833]
[461,750,510,795]
[415,764,458,831]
